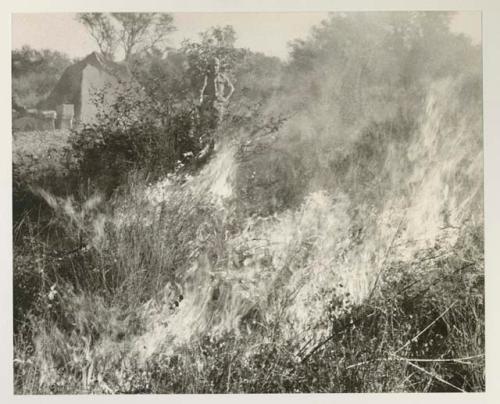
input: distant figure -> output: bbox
[199,57,234,128]
[195,57,235,162]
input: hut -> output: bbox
[39,52,133,126]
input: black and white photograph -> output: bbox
[8,4,489,396]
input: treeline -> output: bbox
[243,11,483,216]
[12,46,74,108]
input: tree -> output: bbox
[12,46,71,78]
[12,46,73,107]
[113,13,176,61]
[285,12,477,117]
[76,13,118,60]
[181,25,244,93]
[76,13,176,62]
[131,25,246,107]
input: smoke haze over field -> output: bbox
[12,11,481,60]
[12,11,484,393]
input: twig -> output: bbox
[346,359,380,369]
[393,301,457,354]
[394,354,484,365]
[296,336,315,358]
[300,329,346,364]
[404,360,465,392]
[397,372,417,391]
[345,353,484,370]
[418,252,450,262]
[397,279,421,295]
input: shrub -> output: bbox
[69,84,198,196]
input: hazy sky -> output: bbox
[12,12,481,61]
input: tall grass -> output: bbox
[13,12,483,393]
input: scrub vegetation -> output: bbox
[13,12,484,393]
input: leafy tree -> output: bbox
[181,25,245,90]
[12,46,73,108]
[76,13,176,61]
[132,25,248,128]
[129,49,191,107]
[234,52,283,98]
[285,11,480,122]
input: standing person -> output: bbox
[196,57,234,161]
[199,56,234,129]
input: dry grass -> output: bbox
[13,139,484,393]
[12,18,483,393]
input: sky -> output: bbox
[11,12,481,61]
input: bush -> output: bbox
[69,85,201,196]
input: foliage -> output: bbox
[284,11,480,124]
[130,25,271,119]
[113,13,176,61]
[181,26,246,89]
[68,24,261,197]
[76,13,176,61]
[12,46,73,108]
[129,50,192,103]
[75,13,118,60]
[69,84,196,195]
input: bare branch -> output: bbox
[76,13,118,60]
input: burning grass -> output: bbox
[13,87,484,391]
[12,13,484,394]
